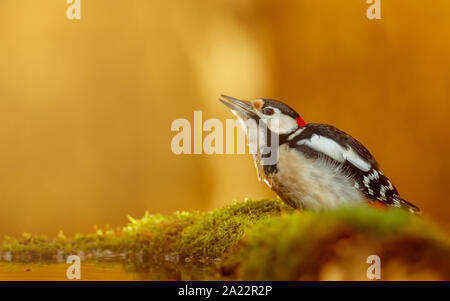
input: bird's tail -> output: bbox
[396,197,422,215]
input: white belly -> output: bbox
[261,144,365,210]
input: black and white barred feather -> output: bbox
[283,123,420,214]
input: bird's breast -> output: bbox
[256,144,365,210]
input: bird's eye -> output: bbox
[262,107,275,116]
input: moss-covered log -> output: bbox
[1,199,449,280]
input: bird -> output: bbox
[219,95,420,214]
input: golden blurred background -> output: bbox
[0,0,449,236]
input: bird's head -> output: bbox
[219,95,307,136]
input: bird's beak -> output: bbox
[219,95,258,121]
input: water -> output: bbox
[0,262,141,281]
[0,259,221,281]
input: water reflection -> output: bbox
[0,262,136,281]
[0,259,221,281]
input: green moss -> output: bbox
[1,199,449,280]
[228,207,450,280]
[175,198,292,258]
[0,198,290,262]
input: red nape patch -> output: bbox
[296,116,307,127]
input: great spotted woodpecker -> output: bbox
[219,95,420,214]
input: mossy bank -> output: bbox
[1,199,450,280]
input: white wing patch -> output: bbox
[297,134,345,162]
[297,134,371,172]
[287,128,305,141]
[344,147,371,172]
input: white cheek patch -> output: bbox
[297,134,371,172]
[277,115,298,134]
[260,111,297,135]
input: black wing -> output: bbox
[285,123,420,214]
[357,167,420,214]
